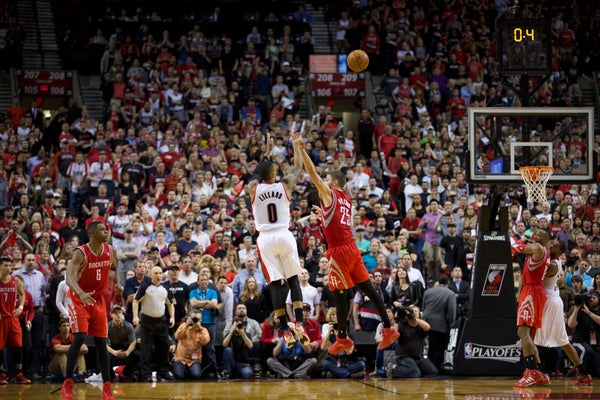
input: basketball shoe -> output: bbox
[573,374,593,385]
[102,381,115,400]
[61,378,74,399]
[14,373,30,384]
[328,336,354,355]
[514,369,550,388]
[378,327,400,350]
[283,330,296,348]
[294,322,310,346]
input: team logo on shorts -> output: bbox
[518,295,535,326]
[481,264,507,296]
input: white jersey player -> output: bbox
[247,131,309,347]
[534,240,592,385]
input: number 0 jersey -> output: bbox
[252,182,291,232]
[321,188,354,247]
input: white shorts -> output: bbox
[534,295,569,348]
[256,229,302,283]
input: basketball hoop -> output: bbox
[519,166,554,204]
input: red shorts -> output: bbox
[66,290,108,338]
[0,316,22,349]
[517,285,546,329]
[326,242,370,290]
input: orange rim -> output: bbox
[519,166,554,180]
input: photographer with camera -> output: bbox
[222,304,262,379]
[320,308,366,378]
[568,290,600,376]
[387,306,438,378]
[266,324,318,379]
[222,315,255,379]
[172,309,210,380]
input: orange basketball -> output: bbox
[347,50,369,72]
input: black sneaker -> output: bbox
[158,372,175,382]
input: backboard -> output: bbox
[467,107,596,184]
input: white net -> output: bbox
[519,166,554,204]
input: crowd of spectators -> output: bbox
[1,0,600,383]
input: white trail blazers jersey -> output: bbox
[252,182,291,232]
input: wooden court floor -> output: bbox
[0,377,598,400]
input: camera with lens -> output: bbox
[575,293,590,307]
[236,322,244,329]
[332,323,338,331]
[191,316,200,324]
[396,307,416,323]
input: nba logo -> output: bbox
[464,343,472,359]
[476,156,484,174]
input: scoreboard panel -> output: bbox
[497,18,551,75]
[16,69,73,97]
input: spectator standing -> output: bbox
[12,253,45,380]
[115,227,140,284]
[421,275,456,371]
[232,255,266,303]
[163,265,190,331]
[189,273,219,368]
[419,199,444,280]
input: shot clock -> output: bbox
[497,18,551,75]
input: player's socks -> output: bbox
[576,363,589,376]
[537,363,544,373]
[525,355,537,370]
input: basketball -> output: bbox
[347,50,369,72]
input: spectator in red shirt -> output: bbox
[48,319,87,378]
[6,97,26,129]
[162,143,181,169]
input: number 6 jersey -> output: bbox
[252,182,291,232]
[321,188,354,247]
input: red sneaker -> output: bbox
[328,336,354,355]
[294,322,310,346]
[102,381,115,400]
[61,378,74,399]
[14,373,30,384]
[283,330,296,348]
[378,327,400,350]
[0,372,6,384]
[514,369,544,388]
[573,374,593,385]
[531,370,550,386]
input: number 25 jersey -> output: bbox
[321,188,354,247]
[252,182,291,232]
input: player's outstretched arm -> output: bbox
[290,130,332,205]
[66,249,95,306]
[281,129,304,192]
